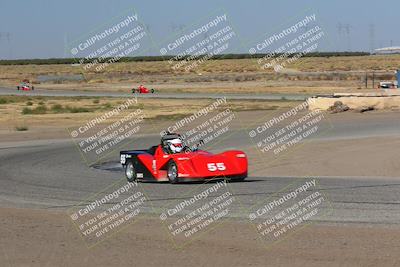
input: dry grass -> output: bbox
[1,55,399,83]
[0,96,297,134]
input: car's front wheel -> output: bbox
[125,161,137,183]
[167,161,179,184]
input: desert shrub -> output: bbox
[51,104,63,113]
[103,102,112,108]
[65,106,90,113]
[22,105,47,114]
[15,126,28,131]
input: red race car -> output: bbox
[120,132,247,183]
[132,85,154,94]
[17,82,34,91]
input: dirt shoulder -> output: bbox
[0,207,398,267]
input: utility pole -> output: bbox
[372,72,375,89]
[343,24,352,51]
[337,23,343,51]
[0,32,12,58]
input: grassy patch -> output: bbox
[50,104,64,113]
[150,113,190,121]
[22,104,90,114]
[0,96,19,104]
[65,106,90,113]
[103,102,112,108]
[230,106,279,112]
[26,101,33,106]
[22,105,48,114]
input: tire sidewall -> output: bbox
[125,160,137,183]
[167,161,179,184]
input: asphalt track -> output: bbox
[0,87,310,100]
[1,114,400,225]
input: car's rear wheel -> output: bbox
[167,161,179,184]
[125,160,137,183]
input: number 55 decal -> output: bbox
[207,162,226,171]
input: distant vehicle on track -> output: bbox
[132,85,155,94]
[17,81,34,91]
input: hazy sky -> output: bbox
[0,0,399,59]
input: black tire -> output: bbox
[167,161,179,184]
[17,86,19,90]
[151,88,155,93]
[31,86,34,90]
[125,160,137,183]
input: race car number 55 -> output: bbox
[207,162,226,171]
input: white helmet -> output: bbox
[168,138,183,153]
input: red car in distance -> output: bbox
[17,81,34,91]
[132,85,155,94]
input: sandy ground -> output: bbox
[1,207,399,267]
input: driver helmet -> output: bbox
[168,138,183,153]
